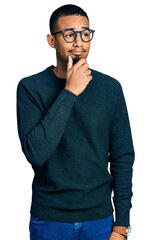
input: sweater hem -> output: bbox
[30,200,114,222]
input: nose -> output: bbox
[73,32,83,47]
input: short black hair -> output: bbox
[49,4,89,34]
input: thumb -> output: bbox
[67,56,73,71]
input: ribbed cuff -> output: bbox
[113,210,130,227]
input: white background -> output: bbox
[1,0,151,239]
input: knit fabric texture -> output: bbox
[16,65,135,226]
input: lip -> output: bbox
[70,51,84,55]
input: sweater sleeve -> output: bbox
[109,82,135,227]
[16,81,77,170]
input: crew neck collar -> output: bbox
[50,65,66,81]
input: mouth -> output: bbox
[69,50,85,56]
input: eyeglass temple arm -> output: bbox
[51,31,62,35]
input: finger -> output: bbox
[85,69,91,75]
[80,63,89,71]
[88,75,93,81]
[67,56,73,71]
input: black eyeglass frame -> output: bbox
[51,27,95,43]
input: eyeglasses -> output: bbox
[51,27,95,43]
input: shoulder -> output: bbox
[90,68,121,85]
[17,66,50,90]
[90,68,123,105]
[90,68,122,88]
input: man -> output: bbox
[16,4,135,240]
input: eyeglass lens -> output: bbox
[64,29,93,42]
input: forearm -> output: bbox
[110,152,134,226]
[17,82,77,169]
[109,81,135,226]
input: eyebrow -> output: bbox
[64,27,90,31]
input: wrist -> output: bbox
[112,231,127,239]
[113,226,132,238]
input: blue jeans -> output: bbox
[29,213,114,240]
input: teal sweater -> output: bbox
[16,65,135,226]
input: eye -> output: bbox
[67,33,74,38]
[82,30,90,37]
[64,31,75,38]
[83,33,89,36]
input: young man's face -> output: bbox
[48,15,91,67]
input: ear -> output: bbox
[46,34,56,48]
